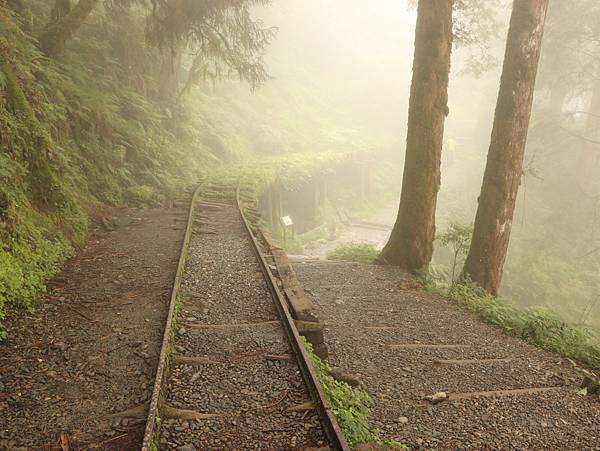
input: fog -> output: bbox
[3,1,600,446]
[214,0,600,326]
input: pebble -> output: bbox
[399,416,409,424]
[190,372,201,383]
[159,207,328,448]
[53,342,67,352]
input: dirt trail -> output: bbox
[0,204,189,450]
[293,260,600,450]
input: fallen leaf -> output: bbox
[424,391,448,404]
[59,432,70,451]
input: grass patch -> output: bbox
[328,242,379,264]
[281,235,304,255]
[302,338,405,448]
[423,276,600,369]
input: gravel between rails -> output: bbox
[158,202,328,450]
[293,260,600,450]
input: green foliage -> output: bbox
[436,221,473,285]
[328,242,380,264]
[124,185,163,207]
[0,222,72,338]
[423,277,600,369]
[301,338,405,448]
[0,0,391,338]
[281,234,304,255]
[0,4,213,334]
[146,0,276,91]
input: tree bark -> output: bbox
[377,0,453,273]
[463,0,549,295]
[157,43,184,102]
[7,0,26,13]
[50,0,71,22]
[39,0,100,57]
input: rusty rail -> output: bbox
[236,186,350,451]
[141,184,349,450]
[141,186,202,451]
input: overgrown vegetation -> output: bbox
[436,222,473,286]
[1,0,383,336]
[429,222,600,370]
[302,338,405,448]
[0,4,217,335]
[327,242,380,264]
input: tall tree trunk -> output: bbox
[463,0,549,295]
[157,44,184,102]
[39,0,99,57]
[7,0,26,13]
[377,0,453,273]
[50,0,71,22]
[576,76,600,193]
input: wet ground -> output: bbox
[294,260,600,450]
[0,204,189,450]
[303,203,396,259]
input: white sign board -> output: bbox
[281,216,294,227]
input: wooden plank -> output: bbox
[434,358,514,365]
[188,321,280,330]
[389,344,470,349]
[448,386,563,401]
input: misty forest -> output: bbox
[1,0,600,450]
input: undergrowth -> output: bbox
[327,242,380,264]
[0,0,388,339]
[423,275,600,369]
[302,338,405,449]
[0,5,212,335]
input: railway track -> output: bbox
[140,184,349,450]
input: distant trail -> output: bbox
[294,260,600,450]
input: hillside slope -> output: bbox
[0,5,215,331]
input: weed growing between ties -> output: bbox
[327,242,380,264]
[301,338,405,448]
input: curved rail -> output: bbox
[236,186,350,451]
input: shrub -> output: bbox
[423,276,600,369]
